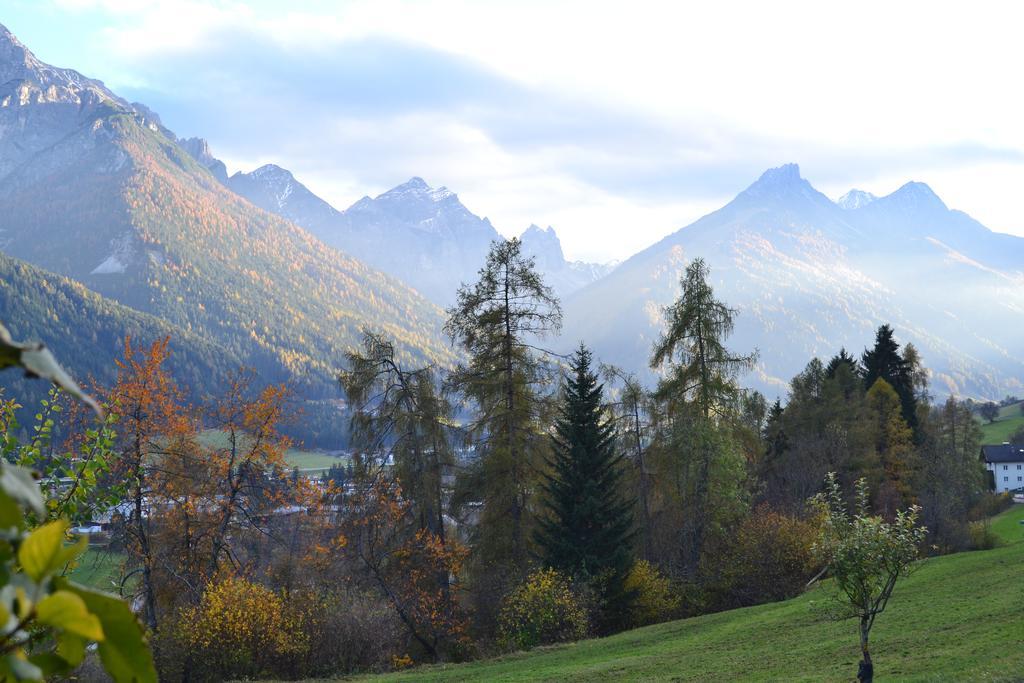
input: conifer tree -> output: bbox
[825,347,860,379]
[648,258,755,575]
[536,344,634,632]
[861,325,919,440]
[445,238,561,616]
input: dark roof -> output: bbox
[981,444,1024,463]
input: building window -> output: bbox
[1005,476,1009,482]
[1004,465,1009,470]
[1018,464,1022,470]
[1018,476,1022,482]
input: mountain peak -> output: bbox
[837,189,878,210]
[883,181,947,211]
[522,224,555,237]
[520,224,566,264]
[735,163,829,207]
[760,163,802,183]
[0,22,39,80]
[381,177,455,203]
[0,23,122,108]
[250,163,292,180]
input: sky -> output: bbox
[5,0,1024,262]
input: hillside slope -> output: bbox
[0,23,455,402]
[352,504,1024,682]
[0,251,237,409]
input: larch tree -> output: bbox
[444,237,561,613]
[865,378,917,515]
[340,330,454,542]
[339,330,468,657]
[648,258,755,577]
[536,345,635,633]
[650,258,756,419]
[602,363,655,563]
[917,398,986,550]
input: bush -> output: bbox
[967,520,1002,550]
[969,492,1014,521]
[701,506,819,611]
[174,576,308,680]
[497,568,588,651]
[292,588,407,676]
[623,560,680,627]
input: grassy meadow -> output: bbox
[336,504,1024,682]
[979,401,1024,444]
[197,429,348,474]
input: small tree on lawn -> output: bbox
[979,401,1000,424]
[811,473,925,683]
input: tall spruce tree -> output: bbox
[861,325,919,440]
[825,347,860,379]
[536,344,635,632]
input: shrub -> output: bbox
[175,576,308,680]
[967,520,1002,550]
[969,492,1014,521]
[497,568,588,651]
[623,560,680,627]
[292,588,406,676]
[702,506,819,611]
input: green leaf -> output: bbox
[27,651,75,678]
[55,632,87,666]
[65,583,157,683]
[0,490,23,530]
[0,322,102,417]
[4,654,42,682]
[18,520,85,581]
[0,465,44,518]
[36,590,104,640]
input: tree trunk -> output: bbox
[858,616,873,682]
[632,398,653,562]
[502,265,522,567]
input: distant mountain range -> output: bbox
[224,165,613,304]
[563,164,1024,398]
[0,23,454,443]
[0,20,1022,415]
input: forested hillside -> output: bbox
[0,251,238,419]
[0,25,457,433]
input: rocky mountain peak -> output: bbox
[0,22,122,108]
[179,137,228,182]
[736,163,826,206]
[520,224,566,264]
[886,181,946,209]
[381,176,456,204]
[837,189,878,210]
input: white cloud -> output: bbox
[40,0,1024,260]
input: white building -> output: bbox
[981,443,1024,493]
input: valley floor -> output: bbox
[326,505,1024,682]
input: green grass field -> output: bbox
[197,429,348,474]
[342,505,1024,682]
[979,401,1024,444]
[69,547,127,593]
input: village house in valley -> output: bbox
[982,443,1024,493]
